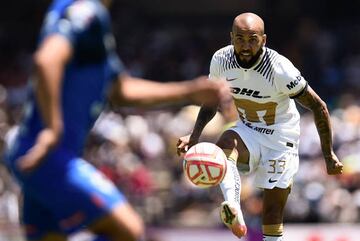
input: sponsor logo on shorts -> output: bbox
[243,121,275,135]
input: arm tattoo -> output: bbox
[295,86,333,157]
[192,106,218,138]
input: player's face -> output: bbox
[231,30,266,66]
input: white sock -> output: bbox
[263,235,283,241]
[220,159,244,222]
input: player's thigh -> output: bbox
[254,149,298,189]
[22,193,66,241]
[262,187,291,224]
[67,158,144,240]
[216,129,249,164]
[18,149,144,240]
[28,154,133,236]
[88,202,144,241]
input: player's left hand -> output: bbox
[325,152,343,175]
[190,76,232,108]
[16,129,60,173]
[16,144,49,173]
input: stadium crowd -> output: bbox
[0,0,359,236]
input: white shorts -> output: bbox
[229,122,299,189]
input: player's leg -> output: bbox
[217,130,250,164]
[255,149,299,241]
[262,187,291,241]
[19,149,144,241]
[216,130,249,238]
[64,157,144,241]
[88,202,144,241]
[22,192,67,241]
[6,142,68,241]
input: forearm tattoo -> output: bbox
[295,87,333,156]
[192,106,217,137]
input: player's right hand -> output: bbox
[176,134,198,156]
[325,152,343,175]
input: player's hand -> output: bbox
[190,76,232,108]
[16,144,49,173]
[325,152,343,175]
[176,134,199,156]
[16,129,60,173]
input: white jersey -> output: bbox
[209,45,307,151]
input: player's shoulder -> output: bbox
[66,0,106,29]
[266,48,297,73]
[212,45,235,60]
[254,47,283,68]
[48,0,100,16]
[44,0,105,32]
[67,0,104,17]
[256,47,299,77]
[211,45,241,71]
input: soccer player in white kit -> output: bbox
[177,13,343,241]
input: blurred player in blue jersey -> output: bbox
[4,0,230,240]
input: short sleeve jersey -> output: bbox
[209,45,307,150]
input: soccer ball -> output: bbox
[183,142,227,188]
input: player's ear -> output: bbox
[230,32,234,45]
[262,34,267,47]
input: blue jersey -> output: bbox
[5,1,128,237]
[16,0,124,156]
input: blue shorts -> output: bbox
[6,140,127,239]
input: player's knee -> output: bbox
[217,131,236,148]
[111,206,145,241]
[125,218,144,241]
[110,218,144,241]
[89,210,144,241]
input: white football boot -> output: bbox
[220,201,247,238]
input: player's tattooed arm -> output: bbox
[191,106,218,139]
[177,106,217,155]
[294,85,343,175]
[294,85,332,155]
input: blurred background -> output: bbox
[0,0,360,240]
